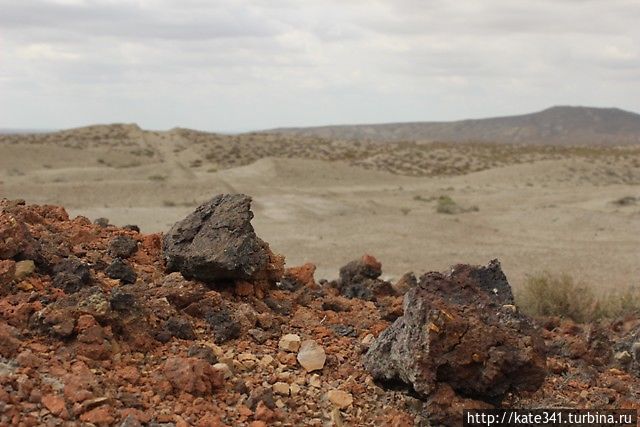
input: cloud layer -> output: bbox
[1,0,639,131]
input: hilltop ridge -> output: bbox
[268,105,640,145]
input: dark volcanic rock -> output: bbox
[105,258,137,284]
[162,194,276,283]
[52,257,91,293]
[363,259,547,402]
[335,254,396,301]
[108,236,138,258]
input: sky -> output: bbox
[1,0,639,132]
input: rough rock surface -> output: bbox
[162,194,284,284]
[363,259,547,401]
[1,199,639,426]
[333,254,396,300]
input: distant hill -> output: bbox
[268,106,640,145]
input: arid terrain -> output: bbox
[1,115,640,426]
[0,120,639,292]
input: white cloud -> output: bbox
[0,0,639,131]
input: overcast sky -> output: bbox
[1,0,639,132]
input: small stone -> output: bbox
[235,281,254,297]
[361,334,375,347]
[105,258,137,284]
[14,260,36,281]
[331,408,345,427]
[297,340,326,372]
[580,390,589,398]
[213,363,233,379]
[279,333,301,352]
[614,351,632,364]
[502,304,518,313]
[327,390,353,409]
[272,382,290,396]
[259,355,275,368]
[94,218,110,227]
[290,383,301,396]
[308,374,322,388]
[41,394,67,417]
[108,235,138,258]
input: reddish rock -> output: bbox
[41,394,68,418]
[364,260,547,403]
[335,255,396,300]
[0,259,16,292]
[281,263,317,290]
[0,211,40,261]
[0,321,21,357]
[163,357,224,395]
[79,405,115,426]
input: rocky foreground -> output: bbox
[1,196,639,427]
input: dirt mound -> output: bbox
[1,198,639,426]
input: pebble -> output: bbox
[14,260,36,281]
[213,363,233,379]
[327,390,353,409]
[361,334,374,347]
[273,382,290,396]
[297,340,326,372]
[279,334,301,352]
[308,374,322,388]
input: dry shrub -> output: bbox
[517,272,640,323]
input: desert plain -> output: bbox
[1,122,638,291]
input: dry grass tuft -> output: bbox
[517,272,640,323]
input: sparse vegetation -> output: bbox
[517,272,640,322]
[436,195,479,214]
[613,196,638,206]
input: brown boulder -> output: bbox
[363,259,547,402]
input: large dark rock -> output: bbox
[363,259,547,402]
[162,194,272,283]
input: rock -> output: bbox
[94,217,110,227]
[213,362,233,379]
[272,382,290,395]
[308,374,321,388]
[327,390,353,409]
[79,405,115,426]
[361,334,375,347]
[41,394,68,417]
[52,257,91,293]
[162,194,283,283]
[614,351,632,364]
[123,224,140,233]
[248,328,269,344]
[109,286,137,311]
[0,259,16,291]
[363,259,547,401]
[164,316,196,340]
[0,322,22,357]
[393,272,417,294]
[163,357,224,395]
[105,258,137,284]
[331,324,357,337]
[297,339,326,372]
[280,263,317,291]
[187,345,218,364]
[0,212,41,261]
[14,260,35,281]
[279,333,301,352]
[108,235,138,258]
[335,255,396,300]
[119,415,143,427]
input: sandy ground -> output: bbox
[1,127,639,291]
